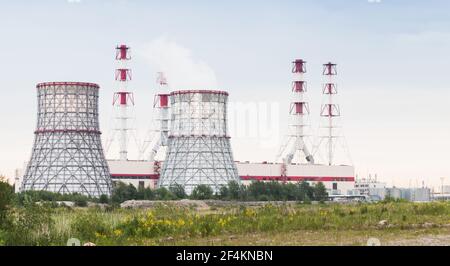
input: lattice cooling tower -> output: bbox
[21,82,113,197]
[158,90,240,194]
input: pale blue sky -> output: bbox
[0,0,449,188]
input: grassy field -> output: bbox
[2,201,450,246]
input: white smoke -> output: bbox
[139,37,218,90]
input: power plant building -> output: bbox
[17,50,356,197]
[108,57,356,196]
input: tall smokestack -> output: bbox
[276,59,314,166]
[113,44,134,161]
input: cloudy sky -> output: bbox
[0,0,449,189]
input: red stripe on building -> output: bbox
[240,176,355,182]
[110,174,354,182]
[111,174,160,180]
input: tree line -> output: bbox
[0,178,329,207]
[111,180,329,203]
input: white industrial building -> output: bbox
[108,58,356,196]
[109,160,355,195]
[238,162,354,195]
[108,160,159,190]
[353,176,387,200]
[432,186,450,201]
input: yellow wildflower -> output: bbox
[245,208,256,217]
[177,219,186,227]
[114,229,123,237]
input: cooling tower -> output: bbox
[21,82,112,197]
[158,90,240,194]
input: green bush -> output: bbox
[227,181,242,200]
[137,187,155,200]
[0,179,14,223]
[2,203,56,246]
[169,184,187,199]
[112,182,138,204]
[236,181,326,202]
[191,185,214,200]
[74,197,88,207]
[154,187,176,200]
[219,185,229,199]
[15,191,91,207]
[71,211,111,241]
[99,194,109,204]
[257,194,271,201]
[314,182,328,202]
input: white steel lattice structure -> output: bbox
[21,82,113,197]
[316,62,352,166]
[320,62,340,166]
[112,44,134,161]
[276,59,315,167]
[148,72,170,161]
[158,90,240,193]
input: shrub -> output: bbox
[154,187,176,200]
[359,205,368,214]
[71,211,111,241]
[314,182,328,202]
[169,184,187,199]
[382,196,408,203]
[15,191,92,207]
[74,198,88,207]
[99,194,109,204]
[303,196,312,204]
[298,181,314,201]
[191,185,214,200]
[137,187,155,200]
[257,194,271,201]
[0,178,14,223]
[219,185,229,199]
[3,203,55,246]
[219,180,326,202]
[112,182,138,203]
[227,181,241,200]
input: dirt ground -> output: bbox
[159,227,450,246]
[385,233,450,246]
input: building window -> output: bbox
[333,183,338,190]
[138,181,145,190]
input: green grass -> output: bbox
[2,201,450,246]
